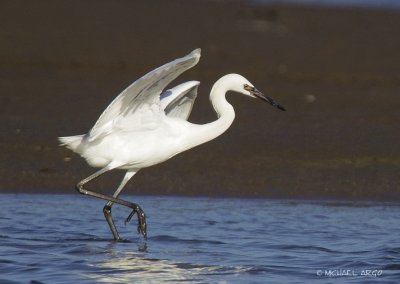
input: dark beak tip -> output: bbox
[251,89,286,111]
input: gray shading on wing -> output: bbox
[161,81,199,121]
[88,49,201,140]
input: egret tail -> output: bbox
[58,135,84,152]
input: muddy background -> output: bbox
[1,0,399,200]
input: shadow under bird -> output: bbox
[59,49,286,241]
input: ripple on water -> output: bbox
[0,194,399,283]
[151,234,226,245]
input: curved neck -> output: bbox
[209,77,235,125]
[185,76,235,148]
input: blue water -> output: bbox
[0,194,399,283]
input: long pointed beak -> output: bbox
[251,88,286,111]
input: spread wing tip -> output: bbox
[190,48,201,58]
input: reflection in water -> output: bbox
[1,195,399,283]
[84,249,244,283]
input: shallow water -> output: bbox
[0,194,399,283]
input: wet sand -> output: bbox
[1,0,399,200]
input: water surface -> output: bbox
[0,194,399,283]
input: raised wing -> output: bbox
[161,81,199,121]
[88,49,201,140]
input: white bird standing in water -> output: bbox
[59,49,285,241]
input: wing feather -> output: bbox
[88,49,201,140]
[161,81,199,121]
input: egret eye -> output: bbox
[243,84,253,91]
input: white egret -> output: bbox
[59,48,285,241]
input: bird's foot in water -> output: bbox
[125,205,147,239]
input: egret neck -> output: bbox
[184,75,236,150]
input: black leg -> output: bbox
[76,167,147,240]
[102,170,137,241]
[103,203,120,241]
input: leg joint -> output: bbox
[76,183,87,195]
[103,205,112,215]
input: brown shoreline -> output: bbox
[1,0,399,200]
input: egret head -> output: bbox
[226,74,286,111]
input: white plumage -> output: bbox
[59,48,285,240]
